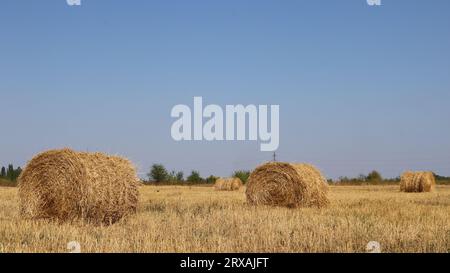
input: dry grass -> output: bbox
[0,185,449,253]
[0,178,16,187]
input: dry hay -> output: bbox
[18,148,139,225]
[214,178,225,190]
[231,178,243,190]
[246,162,329,208]
[400,171,435,193]
[215,178,243,191]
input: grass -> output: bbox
[0,185,449,253]
[0,178,16,187]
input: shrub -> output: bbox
[233,170,251,184]
[148,164,169,183]
[206,175,218,184]
[367,170,382,182]
[187,171,203,184]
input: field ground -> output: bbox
[0,178,15,187]
[0,185,449,253]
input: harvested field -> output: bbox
[0,185,449,253]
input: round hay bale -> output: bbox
[214,178,242,191]
[18,148,139,225]
[400,171,415,192]
[214,178,226,191]
[400,171,435,193]
[231,178,243,191]
[246,162,329,208]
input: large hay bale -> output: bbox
[246,162,329,208]
[18,148,139,225]
[400,171,435,193]
[214,178,242,191]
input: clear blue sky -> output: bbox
[1,0,450,179]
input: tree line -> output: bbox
[0,162,449,187]
[330,170,450,185]
[0,164,22,182]
[145,164,251,185]
[332,170,387,184]
[144,165,450,186]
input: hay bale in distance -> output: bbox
[231,178,243,191]
[246,162,329,208]
[400,171,435,193]
[215,178,242,191]
[18,148,139,225]
[214,178,225,191]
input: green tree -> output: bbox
[167,170,184,183]
[434,173,450,180]
[6,164,14,181]
[13,167,22,181]
[176,171,184,182]
[187,170,203,184]
[233,170,251,184]
[148,164,168,183]
[0,166,5,178]
[358,174,367,181]
[167,170,177,182]
[338,176,349,183]
[367,170,382,182]
[206,175,218,184]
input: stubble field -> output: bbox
[0,185,449,253]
